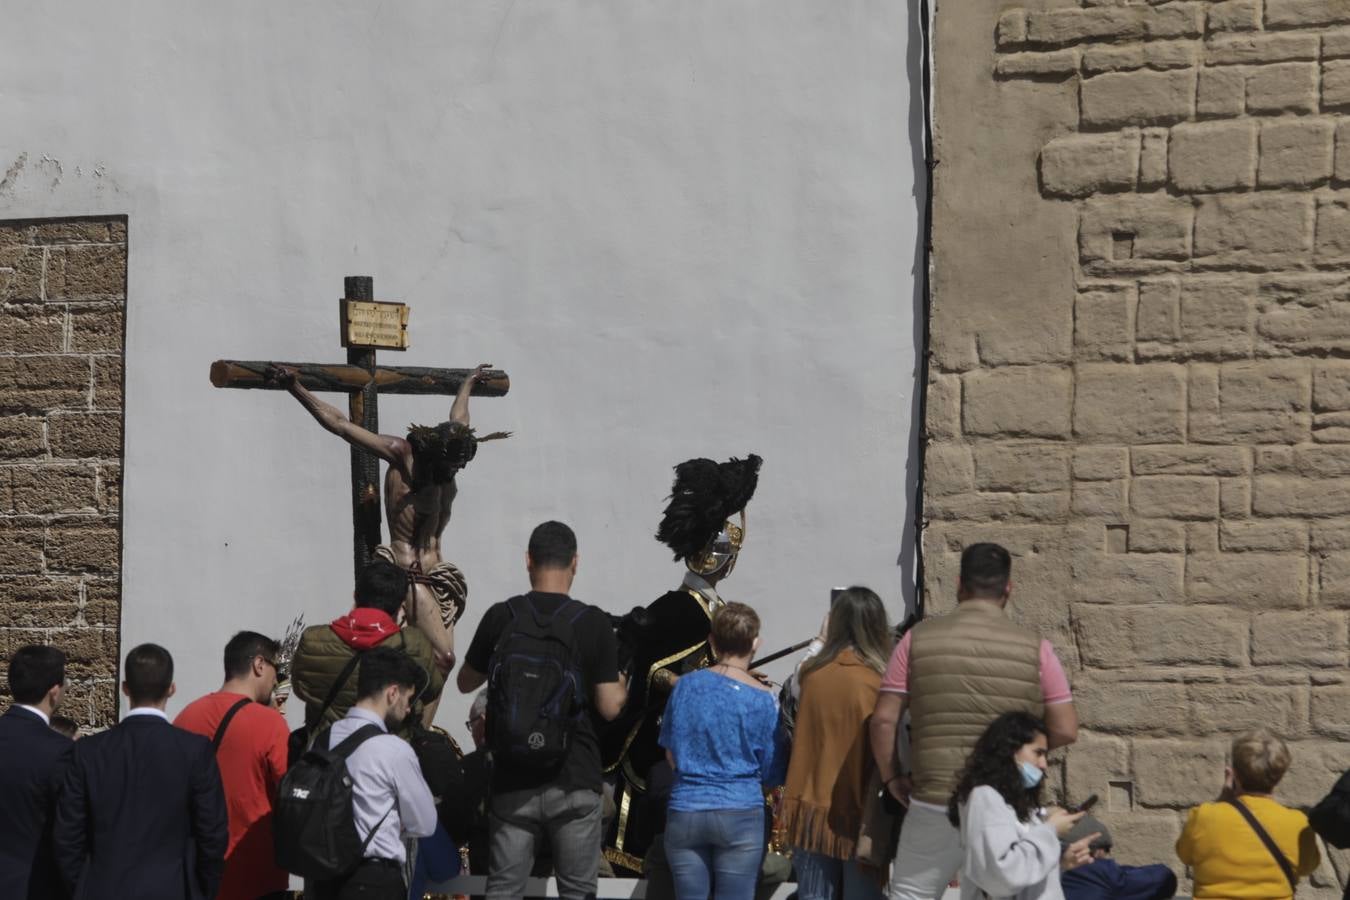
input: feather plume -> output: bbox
[655,454,762,560]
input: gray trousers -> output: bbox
[487,786,603,900]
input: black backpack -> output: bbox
[486,596,588,769]
[273,723,394,879]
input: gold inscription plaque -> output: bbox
[341,299,409,350]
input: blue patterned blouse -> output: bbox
[658,668,789,812]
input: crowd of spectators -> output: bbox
[0,536,1345,900]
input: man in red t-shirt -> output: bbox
[175,631,291,900]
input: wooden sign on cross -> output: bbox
[209,275,510,581]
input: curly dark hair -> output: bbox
[406,421,478,488]
[947,711,1048,828]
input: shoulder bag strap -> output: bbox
[1225,797,1298,893]
[312,650,364,725]
[211,697,253,753]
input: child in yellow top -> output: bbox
[1176,729,1320,900]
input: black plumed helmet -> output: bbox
[655,454,762,561]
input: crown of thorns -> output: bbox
[406,421,479,471]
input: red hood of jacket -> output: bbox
[329,608,399,650]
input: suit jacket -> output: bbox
[0,705,74,899]
[53,712,228,900]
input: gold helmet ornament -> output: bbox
[656,455,762,578]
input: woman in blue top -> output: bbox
[659,602,789,900]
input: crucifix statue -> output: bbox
[209,275,510,678]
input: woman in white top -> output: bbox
[947,712,1098,900]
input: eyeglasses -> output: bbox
[465,714,484,729]
[258,656,279,672]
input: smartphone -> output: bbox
[830,587,847,607]
[1075,794,1100,814]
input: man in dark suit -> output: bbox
[0,644,75,900]
[54,643,229,900]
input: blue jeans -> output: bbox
[664,807,765,900]
[793,848,885,900]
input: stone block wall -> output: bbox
[928,2,1350,891]
[0,217,126,731]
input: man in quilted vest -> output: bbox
[870,542,1079,900]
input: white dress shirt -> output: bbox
[17,704,50,725]
[681,570,723,609]
[327,707,437,864]
[124,706,170,721]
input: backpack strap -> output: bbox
[492,596,588,665]
[490,596,527,656]
[555,599,588,653]
[211,697,253,753]
[1225,798,1298,894]
[322,723,398,858]
[561,599,588,626]
[520,595,588,629]
[327,722,388,757]
[311,650,364,727]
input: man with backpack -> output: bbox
[175,631,291,900]
[457,520,628,900]
[277,646,437,900]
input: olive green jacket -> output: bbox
[291,622,444,730]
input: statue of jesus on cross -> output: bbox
[265,361,508,677]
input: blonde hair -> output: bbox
[799,586,893,681]
[1231,728,1291,793]
[710,602,760,657]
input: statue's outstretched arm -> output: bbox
[448,363,492,426]
[266,364,405,465]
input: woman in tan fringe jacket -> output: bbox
[780,586,893,900]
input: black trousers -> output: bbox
[311,860,405,900]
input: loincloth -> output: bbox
[374,546,468,627]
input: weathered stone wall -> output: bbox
[929,1,1350,891]
[0,217,125,731]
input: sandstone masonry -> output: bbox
[0,218,125,731]
[926,4,1350,893]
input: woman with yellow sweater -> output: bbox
[1176,729,1320,900]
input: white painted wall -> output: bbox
[0,1,925,734]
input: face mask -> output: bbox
[1019,760,1044,789]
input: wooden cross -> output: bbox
[209,275,510,582]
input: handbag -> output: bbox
[855,765,904,867]
[1225,797,1298,894]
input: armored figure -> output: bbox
[601,454,762,873]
